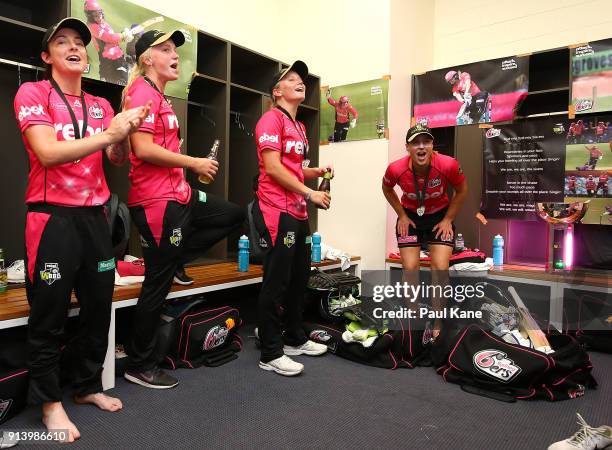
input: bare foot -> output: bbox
[74,392,123,412]
[41,402,80,443]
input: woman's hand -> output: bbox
[190,157,219,181]
[396,213,415,237]
[107,97,151,144]
[310,190,331,210]
[432,217,454,241]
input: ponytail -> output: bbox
[121,49,151,108]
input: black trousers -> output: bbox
[24,204,115,404]
[333,121,349,142]
[127,190,245,372]
[252,201,310,362]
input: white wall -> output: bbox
[127,0,392,269]
[433,0,612,68]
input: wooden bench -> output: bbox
[385,257,611,332]
[0,257,361,390]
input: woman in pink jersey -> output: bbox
[121,30,244,389]
[382,124,468,337]
[13,18,149,442]
[253,61,332,376]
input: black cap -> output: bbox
[42,17,91,52]
[406,124,434,143]
[135,29,185,61]
[269,60,308,95]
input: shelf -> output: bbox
[230,44,279,93]
[196,31,228,81]
[192,72,226,86]
[0,0,68,29]
[189,74,226,105]
[0,16,45,65]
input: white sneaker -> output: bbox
[6,260,24,283]
[284,340,327,356]
[548,414,612,450]
[259,355,304,376]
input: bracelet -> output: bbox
[304,190,312,202]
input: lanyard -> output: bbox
[143,76,181,141]
[50,78,87,140]
[412,161,431,216]
[275,105,309,157]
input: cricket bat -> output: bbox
[507,286,554,354]
[130,16,165,35]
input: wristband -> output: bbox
[304,190,312,202]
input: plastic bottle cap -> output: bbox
[240,235,248,240]
[313,232,320,236]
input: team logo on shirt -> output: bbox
[89,103,104,119]
[428,178,441,188]
[259,237,268,248]
[285,141,305,155]
[170,228,182,247]
[40,263,61,286]
[259,133,279,144]
[283,231,296,248]
[18,104,45,122]
[73,99,82,108]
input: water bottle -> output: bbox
[311,232,321,263]
[0,249,6,293]
[238,235,249,272]
[493,234,504,267]
[454,233,465,252]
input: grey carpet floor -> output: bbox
[4,326,611,450]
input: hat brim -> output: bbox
[270,60,309,95]
[151,30,185,49]
[43,17,91,51]
[406,131,434,143]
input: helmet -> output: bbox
[445,70,458,83]
[84,0,102,11]
[84,0,103,22]
[339,96,349,103]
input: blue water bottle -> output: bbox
[238,235,249,272]
[311,232,321,263]
[493,234,504,267]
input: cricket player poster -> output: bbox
[413,56,529,128]
[320,78,389,144]
[72,0,197,99]
[571,38,612,115]
[481,118,566,220]
[564,113,612,225]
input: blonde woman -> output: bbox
[122,30,244,389]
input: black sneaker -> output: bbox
[124,367,179,389]
[173,267,194,285]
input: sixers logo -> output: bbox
[203,325,229,350]
[428,177,441,188]
[574,99,593,113]
[473,350,521,383]
[309,330,331,342]
[89,103,104,119]
[485,128,501,139]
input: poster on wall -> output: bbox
[72,0,197,99]
[481,119,566,220]
[413,56,529,128]
[571,38,612,115]
[319,78,388,144]
[564,114,612,225]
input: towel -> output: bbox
[321,243,351,271]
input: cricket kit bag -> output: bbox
[0,328,28,425]
[434,324,597,401]
[305,269,362,323]
[154,299,242,369]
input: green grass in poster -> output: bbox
[71,0,196,99]
[320,79,388,143]
[565,143,612,171]
[564,197,612,225]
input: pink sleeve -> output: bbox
[99,97,114,129]
[382,163,397,187]
[129,83,158,134]
[255,112,282,152]
[446,158,466,187]
[14,83,53,132]
[327,97,337,107]
[89,23,121,45]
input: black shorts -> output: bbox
[396,207,455,248]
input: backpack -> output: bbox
[0,328,28,425]
[153,298,242,369]
[104,193,130,260]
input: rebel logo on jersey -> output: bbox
[259,132,279,144]
[18,104,45,122]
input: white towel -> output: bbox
[320,243,351,271]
